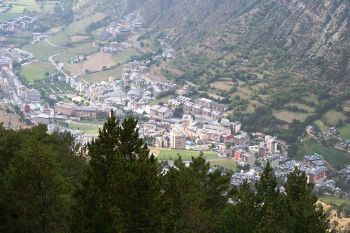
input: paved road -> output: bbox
[45,38,67,49]
[48,54,69,78]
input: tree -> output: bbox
[76,112,161,232]
[285,168,329,233]
[1,142,71,233]
[218,181,259,233]
[255,162,285,233]
[160,156,230,232]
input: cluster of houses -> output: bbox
[168,96,225,120]
[101,41,130,54]
[68,55,86,64]
[139,114,242,152]
[9,48,33,62]
[230,152,328,187]
[0,1,11,13]
[0,16,35,32]
[307,125,350,153]
[32,32,49,44]
[100,13,143,41]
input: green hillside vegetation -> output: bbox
[0,115,329,232]
[339,125,350,139]
[48,31,71,46]
[78,66,123,83]
[20,61,56,82]
[55,42,98,62]
[112,47,142,64]
[297,137,350,170]
[22,41,61,61]
[8,0,57,14]
[64,13,106,36]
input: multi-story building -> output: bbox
[150,105,174,120]
[170,130,186,150]
[25,89,41,102]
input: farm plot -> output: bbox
[32,79,73,94]
[64,52,116,76]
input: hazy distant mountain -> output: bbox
[125,0,350,82]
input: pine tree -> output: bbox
[1,141,70,233]
[218,181,259,233]
[255,162,284,233]
[77,113,161,232]
[285,168,329,233]
[160,156,231,232]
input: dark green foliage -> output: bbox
[285,168,329,233]
[0,125,85,233]
[76,113,161,232]
[0,116,330,232]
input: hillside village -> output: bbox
[0,1,349,221]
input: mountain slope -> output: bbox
[131,0,350,83]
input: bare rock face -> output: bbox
[123,0,350,81]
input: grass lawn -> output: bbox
[157,148,218,161]
[319,195,350,207]
[339,124,350,140]
[112,47,142,64]
[297,137,350,169]
[22,41,61,61]
[209,159,238,171]
[80,119,107,125]
[78,66,123,83]
[67,123,101,134]
[20,61,56,82]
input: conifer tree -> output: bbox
[255,162,284,233]
[1,142,70,233]
[218,181,259,233]
[285,168,329,233]
[77,112,160,233]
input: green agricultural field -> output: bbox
[319,195,350,207]
[157,149,218,161]
[209,159,238,171]
[339,125,350,139]
[0,13,20,21]
[112,47,142,64]
[79,66,123,83]
[22,41,61,61]
[48,31,71,47]
[8,0,56,14]
[20,61,56,82]
[64,13,106,36]
[67,123,101,134]
[31,79,73,94]
[55,42,98,62]
[297,138,350,169]
[322,110,347,126]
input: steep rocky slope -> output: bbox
[125,0,350,83]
